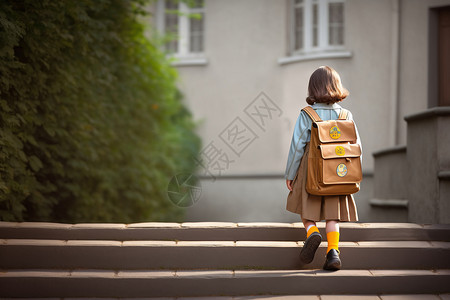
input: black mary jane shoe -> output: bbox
[323,248,341,271]
[299,231,322,264]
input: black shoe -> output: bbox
[323,248,341,271]
[299,231,322,264]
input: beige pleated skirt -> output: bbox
[286,143,359,222]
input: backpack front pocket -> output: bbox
[316,120,357,143]
[319,143,362,185]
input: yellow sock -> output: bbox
[326,231,340,253]
[306,225,319,238]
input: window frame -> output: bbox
[290,0,346,56]
[156,0,207,66]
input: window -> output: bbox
[188,1,204,53]
[291,0,345,55]
[156,0,206,65]
[163,0,179,53]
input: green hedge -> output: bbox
[0,0,201,222]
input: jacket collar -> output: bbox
[311,102,342,109]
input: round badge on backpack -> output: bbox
[329,126,341,139]
[336,163,348,177]
[335,146,345,156]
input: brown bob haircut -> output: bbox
[306,66,349,105]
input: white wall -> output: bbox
[176,0,286,176]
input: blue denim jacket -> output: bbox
[284,102,362,180]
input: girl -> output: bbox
[284,66,362,271]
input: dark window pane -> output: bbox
[328,2,344,46]
[188,0,204,9]
[312,3,318,47]
[189,13,204,52]
[294,6,303,50]
[164,0,178,53]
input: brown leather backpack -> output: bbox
[302,106,362,196]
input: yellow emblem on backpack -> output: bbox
[329,126,341,139]
[337,163,348,177]
[335,146,345,156]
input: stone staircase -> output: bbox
[0,221,449,298]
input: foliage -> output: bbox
[0,0,201,222]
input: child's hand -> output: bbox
[286,179,293,191]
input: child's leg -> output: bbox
[302,218,319,238]
[325,220,340,253]
[299,218,322,264]
[323,220,341,270]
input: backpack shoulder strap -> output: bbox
[338,108,349,120]
[302,106,322,122]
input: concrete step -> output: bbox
[1,239,449,270]
[0,269,448,297]
[1,222,449,242]
[2,296,450,300]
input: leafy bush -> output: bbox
[0,0,201,222]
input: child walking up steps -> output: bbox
[284,66,362,271]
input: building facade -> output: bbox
[150,0,450,222]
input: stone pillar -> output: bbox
[372,146,408,203]
[370,146,408,222]
[405,107,450,224]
